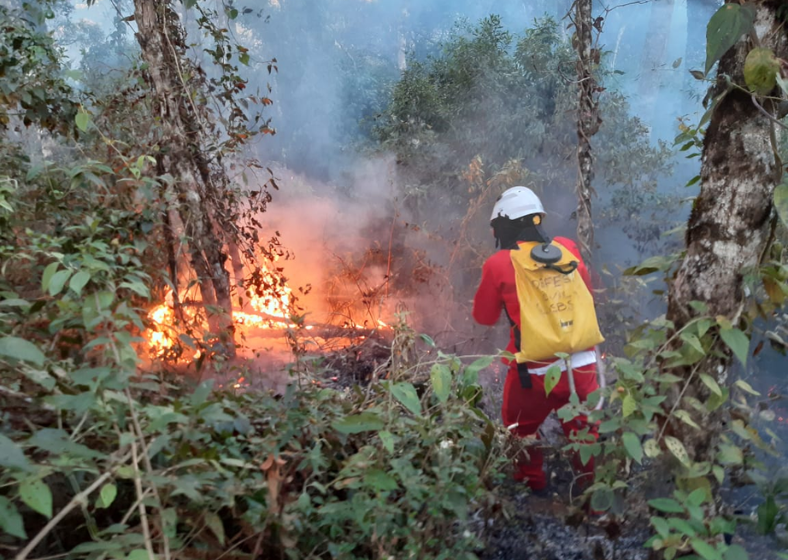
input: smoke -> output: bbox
[64,0,724,357]
[226,0,723,355]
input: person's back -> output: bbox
[472,186,602,492]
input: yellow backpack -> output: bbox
[509,241,604,363]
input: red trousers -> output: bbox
[501,362,600,491]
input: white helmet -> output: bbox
[490,186,544,223]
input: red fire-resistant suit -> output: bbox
[473,237,599,491]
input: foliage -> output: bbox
[374,16,671,243]
[0,203,504,556]
[0,4,78,132]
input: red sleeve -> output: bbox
[555,237,592,292]
[473,258,503,326]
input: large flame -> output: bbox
[145,260,390,362]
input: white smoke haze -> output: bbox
[62,0,726,370]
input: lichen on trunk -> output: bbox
[665,3,787,462]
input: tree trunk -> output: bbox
[573,0,598,261]
[665,3,787,462]
[133,0,236,355]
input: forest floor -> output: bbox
[186,336,786,560]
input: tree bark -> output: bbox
[133,0,236,355]
[573,0,599,261]
[665,3,787,461]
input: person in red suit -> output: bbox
[473,186,600,492]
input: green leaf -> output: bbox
[734,379,760,396]
[644,439,661,458]
[590,486,614,512]
[622,394,637,418]
[190,379,213,407]
[622,432,644,464]
[687,488,707,507]
[719,327,749,366]
[19,478,52,518]
[705,3,756,75]
[0,496,26,539]
[364,468,398,491]
[757,495,779,535]
[419,334,436,347]
[332,412,384,434]
[723,545,748,560]
[391,382,421,416]
[674,410,701,430]
[665,436,691,467]
[544,365,560,397]
[41,262,59,292]
[69,270,91,296]
[48,269,72,296]
[96,483,117,509]
[744,47,780,95]
[691,538,722,560]
[430,363,451,403]
[75,107,91,132]
[205,511,225,545]
[464,356,493,385]
[378,430,395,453]
[648,498,685,513]
[668,517,699,537]
[681,332,705,355]
[239,52,250,65]
[0,336,46,366]
[717,443,743,465]
[651,516,670,537]
[699,374,722,397]
[127,549,151,560]
[0,433,30,470]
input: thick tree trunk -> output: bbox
[665,3,787,461]
[133,0,236,355]
[574,0,598,260]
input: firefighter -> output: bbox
[472,186,600,492]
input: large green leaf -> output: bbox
[719,327,749,366]
[332,412,385,434]
[705,3,756,75]
[622,432,643,464]
[0,336,46,366]
[19,478,53,518]
[430,363,452,403]
[391,382,421,416]
[0,433,30,470]
[48,268,72,296]
[0,496,26,539]
[69,270,91,296]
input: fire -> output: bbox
[144,260,394,363]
